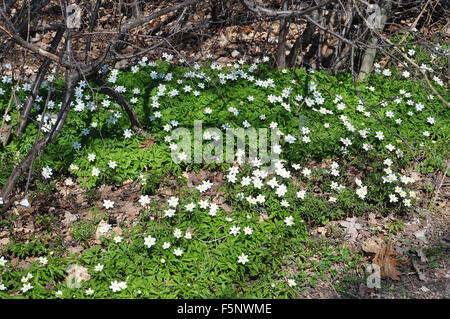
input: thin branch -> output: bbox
[91,74,152,138]
[242,0,335,19]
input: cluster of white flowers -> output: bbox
[42,166,53,179]
[196,180,213,193]
[110,280,127,292]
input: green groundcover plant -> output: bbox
[0,47,448,298]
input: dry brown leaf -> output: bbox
[122,179,133,187]
[362,238,383,254]
[159,187,173,197]
[210,193,232,212]
[138,135,156,150]
[18,260,32,269]
[112,227,122,236]
[373,242,408,281]
[220,203,233,213]
[62,211,78,226]
[213,172,225,182]
[339,217,361,241]
[10,257,19,267]
[98,185,113,200]
[67,246,84,255]
[118,201,140,220]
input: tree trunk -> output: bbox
[286,8,319,68]
[275,0,289,69]
[358,0,392,81]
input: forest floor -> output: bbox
[1,168,448,298]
